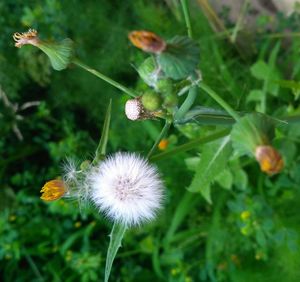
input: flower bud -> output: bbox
[40,179,67,201]
[141,91,162,111]
[156,78,173,95]
[128,30,166,54]
[255,145,284,175]
[137,57,161,88]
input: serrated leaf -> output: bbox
[157,36,200,80]
[187,136,232,203]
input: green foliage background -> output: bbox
[1,0,300,281]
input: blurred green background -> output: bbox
[1,0,300,281]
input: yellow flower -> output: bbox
[240,210,251,221]
[158,139,169,151]
[255,145,284,175]
[128,30,166,54]
[40,179,66,201]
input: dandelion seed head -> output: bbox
[88,152,164,226]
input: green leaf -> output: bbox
[250,60,270,80]
[105,223,127,282]
[216,169,233,190]
[247,89,264,103]
[187,136,232,203]
[38,38,74,71]
[231,113,275,156]
[157,36,200,80]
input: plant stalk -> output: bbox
[150,128,230,162]
[73,59,138,98]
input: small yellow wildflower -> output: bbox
[40,179,66,201]
[74,221,82,228]
[240,211,251,221]
[158,139,169,150]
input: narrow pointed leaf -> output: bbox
[105,223,127,282]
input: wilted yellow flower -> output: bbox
[255,145,284,175]
[40,179,66,201]
[128,30,166,54]
[13,29,40,48]
[158,139,169,150]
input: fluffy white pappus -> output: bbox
[88,152,164,226]
[62,158,78,183]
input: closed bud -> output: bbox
[137,57,161,88]
[129,30,166,54]
[156,78,173,95]
[141,91,162,111]
[255,145,284,175]
[40,179,67,201]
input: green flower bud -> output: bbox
[156,78,173,95]
[163,92,178,109]
[80,160,91,171]
[141,91,162,111]
[138,57,161,87]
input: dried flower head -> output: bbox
[128,30,166,54]
[13,29,40,48]
[40,179,67,201]
[88,152,164,226]
[255,145,284,175]
[125,99,143,121]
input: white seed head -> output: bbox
[62,158,77,183]
[88,152,164,226]
[125,99,143,120]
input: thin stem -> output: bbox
[230,0,249,43]
[73,59,138,98]
[147,121,171,158]
[199,82,240,121]
[150,128,230,162]
[180,0,193,38]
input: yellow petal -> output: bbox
[40,179,66,201]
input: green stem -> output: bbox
[105,223,127,282]
[73,59,138,98]
[147,121,171,158]
[199,82,240,121]
[180,0,193,38]
[92,100,112,165]
[150,128,230,162]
